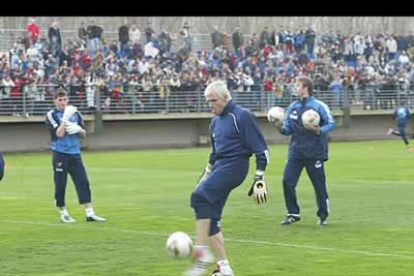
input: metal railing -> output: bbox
[1,84,413,117]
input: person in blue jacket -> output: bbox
[184,81,270,276]
[387,101,411,149]
[45,88,106,223]
[275,76,335,226]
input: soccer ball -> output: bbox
[166,231,193,258]
[267,106,285,127]
[301,109,320,129]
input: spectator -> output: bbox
[305,27,316,58]
[78,22,88,49]
[386,35,398,62]
[87,20,103,56]
[48,20,62,56]
[26,17,40,45]
[211,26,221,49]
[232,27,244,58]
[145,22,155,43]
[129,25,140,45]
[259,26,269,49]
[329,75,344,108]
[118,24,129,53]
[158,29,172,54]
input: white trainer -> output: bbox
[86,214,106,222]
[60,215,76,223]
[183,249,215,276]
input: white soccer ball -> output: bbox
[301,109,320,129]
[166,231,193,258]
[267,106,285,127]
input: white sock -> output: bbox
[218,259,233,275]
[85,207,95,217]
[59,209,69,216]
[194,245,208,253]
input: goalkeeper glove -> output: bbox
[248,171,268,204]
[198,164,213,183]
[66,121,84,135]
[62,105,77,123]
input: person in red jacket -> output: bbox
[26,17,40,44]
[10,76,24,116]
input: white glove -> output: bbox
[248,171,268,204]
[66,122,83,135]
[62,105,77,123]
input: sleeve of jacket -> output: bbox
[318,101,336,134]
[238,110,269,171]
[45,110,60,136]
[280,102,294,136]
[208,118,217,166]
[77,111,85,129]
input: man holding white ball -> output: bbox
[45,88,106,223]
[271,76,335,226]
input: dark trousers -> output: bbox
[191,157,249,236]
[52,151,91,207]
[392,124,409,146]
[282,156,329,219]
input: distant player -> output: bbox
[387,101,411,149]
[45,88,106,223]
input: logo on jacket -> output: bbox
[290,110,298,120]
[315,160,322,169]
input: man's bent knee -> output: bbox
[190,192,216,220]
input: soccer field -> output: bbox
[0,140,413,276]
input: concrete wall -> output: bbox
[0,114,412,153]
[1,16,413,35]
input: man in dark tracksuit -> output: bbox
[276,77,335,226]
[0,153,4,181]
[185,81,269,276]
[45,88,106,223]
[387,102,411,148]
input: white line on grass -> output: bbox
[2,219,413,260]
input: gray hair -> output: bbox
[204,81,232,101]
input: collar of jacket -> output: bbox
[220,99,235,116]
[298,95,314,104]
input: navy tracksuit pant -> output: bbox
[191,157,249,235]
[52,151,91,207]
[283,156,329,219]
[392,123,409,146]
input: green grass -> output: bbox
[0,140,413,276]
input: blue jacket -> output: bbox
[209,100,269,171]
[393,106,410,127]
[45,108,84,154]
[281,96,335,161]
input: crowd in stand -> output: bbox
[2,18,414,116]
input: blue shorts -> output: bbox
[190,157,249,220]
